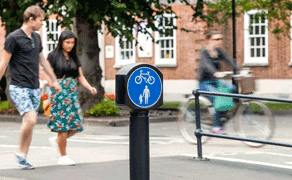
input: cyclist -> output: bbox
[197,30,241,134]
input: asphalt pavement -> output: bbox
[1,155,292,180]
[1,114,292,179]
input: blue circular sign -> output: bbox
[127,67,162,108]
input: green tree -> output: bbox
[0,0,185,110]
[200,0,292,39]
[2,0,292,110]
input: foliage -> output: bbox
[1,0,292,47]
[160,101,181,109]
[203,0,292,39]
[0,0,188,43]
[0,101,10,111]
[85,97,121,117]
[265,102,292,111]
[39,99,44,113]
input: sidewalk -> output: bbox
[0,155,292,180]
[0,109,290,127]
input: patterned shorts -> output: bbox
[9,85,40,116]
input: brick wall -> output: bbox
[104,4,209,80]
[223,15,292,80]
[104,5,292,81]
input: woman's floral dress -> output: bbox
[47,77,84,132]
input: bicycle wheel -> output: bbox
[233,100,275,148]
[147,76,155,84]
[177,97,214,144]
[135,76,142,84]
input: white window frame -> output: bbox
[154,13,177,67]
[114,29,136,68]
[42,19,61,58]
[244,10,268,66]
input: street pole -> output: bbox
[232,0,237,72]
[130,111,150,180]
[232,0,239,96]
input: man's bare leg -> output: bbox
[18,111,37,157]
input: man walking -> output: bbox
[0,5,61,169]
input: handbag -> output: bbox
[42,74,66,117]
[214,81,234,111]
[43,99,51,117]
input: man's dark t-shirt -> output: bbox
[4,29,43,89]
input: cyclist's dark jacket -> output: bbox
[197,47,241,82]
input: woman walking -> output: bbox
[47,30,97,165]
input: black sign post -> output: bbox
[116,63,163,180]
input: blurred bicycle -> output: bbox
[177,69,275,148]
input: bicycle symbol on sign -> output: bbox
[135,70,155,84]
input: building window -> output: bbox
[154,13,177,67]
[244,10,268,66]
[42,19,61,58]
[114,30,136,67]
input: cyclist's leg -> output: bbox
[199,81,224,128]
[199,81,217,103]
[219,80,237,93]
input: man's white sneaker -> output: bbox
[48,137,59,156]
[58,155,76,166]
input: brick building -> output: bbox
[100,3,292,101]
[1,2,292,101]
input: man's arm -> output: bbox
[39,52,61,93]
[0,50,12,79]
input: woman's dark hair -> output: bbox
[51,30,81,76]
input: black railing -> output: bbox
[193,89,292,160]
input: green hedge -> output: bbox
[0,101,10,111]
[84,97,121,117]
[160,101,182,109]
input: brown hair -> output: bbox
[205,30,221,39]
[23,5,45,23]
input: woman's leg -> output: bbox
[57,132,68,156]
[67,130,79,138]
[57,130,79,156]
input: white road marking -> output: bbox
[68,139,183,145]
[0,145,50,149]
[68,139,129,145]
[68,135,185,145]
[221,153,238,156]
[244,151,264,154]
[180,154,292,170]
[263,152,292,158]
[72,136,128,140]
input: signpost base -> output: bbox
[130,110,149,180]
